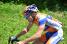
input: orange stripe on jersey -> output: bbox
[46,39,52,44]
[47,26,58,32]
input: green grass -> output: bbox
[0,3,67,44]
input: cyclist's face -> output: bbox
[28,12,37,21]
[24,10,37,21]
[31,12,37,18]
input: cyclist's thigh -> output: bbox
[46,32,62,44]
[32,38,44,44]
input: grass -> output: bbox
[0,3,67,44]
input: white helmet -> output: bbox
[26,4,38,12]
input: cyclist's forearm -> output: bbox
[16,22,33,38]
[24,26,44,43]
[16,28,28,38]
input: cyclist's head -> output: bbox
[24,4,38,19]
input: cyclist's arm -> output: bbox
[23,24,45,43]
[16,22,33,38]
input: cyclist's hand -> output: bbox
[16,41,23,44]
[16,41,27,44]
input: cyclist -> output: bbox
[10,4,63,44]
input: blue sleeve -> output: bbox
[39,18,47,25]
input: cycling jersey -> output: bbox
[38,15,63,44]
[39,15,62,30]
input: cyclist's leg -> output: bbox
[32,33,46,44]
[32,39,44,44]
[46,31,63,44]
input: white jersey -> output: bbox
[39,15,62,30]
